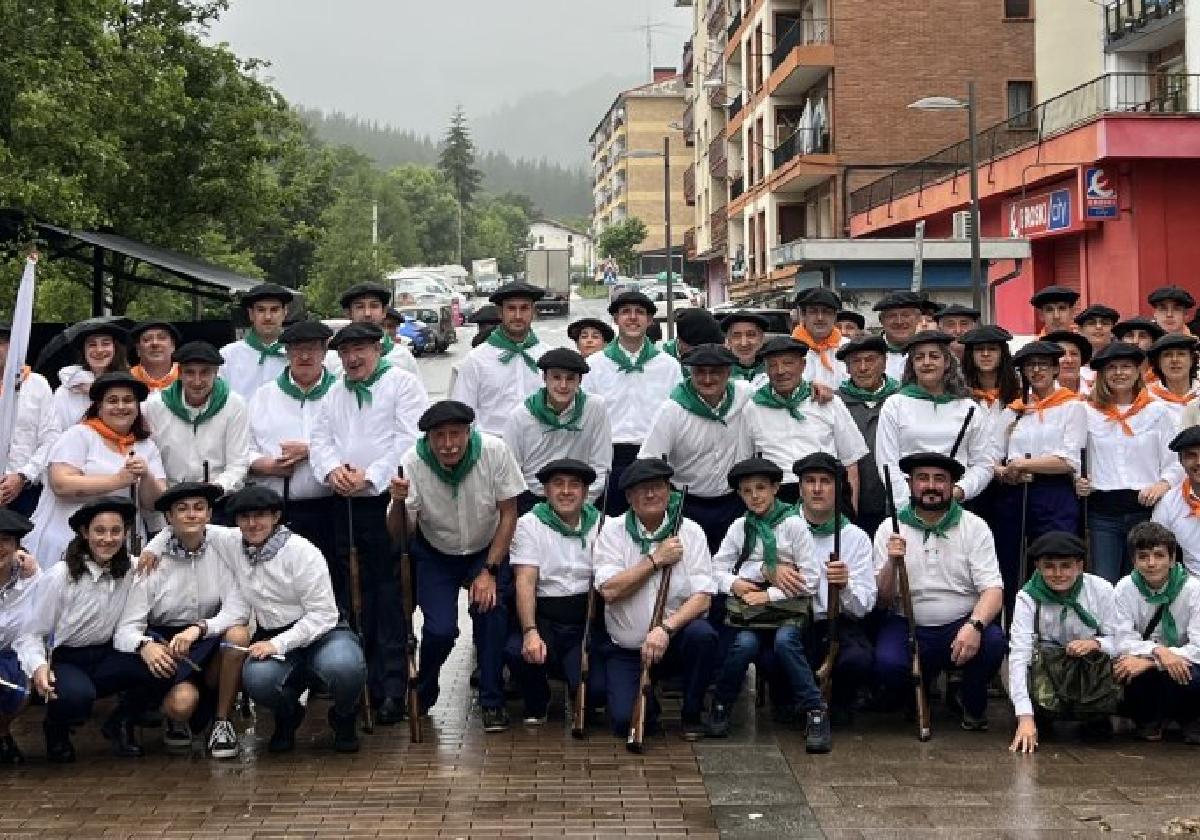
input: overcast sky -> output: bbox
[209,0,692,137]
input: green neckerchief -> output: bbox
[524,387,587,431]
[807,513,850,538]
[624,490,683,554]
[602,338,659,374]
[1132,564,1189,647]
[898,383,957,405]
[276,367,335,404]
[415,428,483,498]
[752,381,811,422]
[381,334,395,355]
[886,340,906,355]
[669,379,735,425]
[532,501,600,548]
[839,376,900,406]
[486,329,540,372]
[343,358,392,408]
[662,338,679,360]
[244,330,286,365]
[1022,571,1101,632]
[897,501,963,543]
[732,361,765,382]
[744,500,800,571]
[160,378,230,430]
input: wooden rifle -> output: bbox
[1080,447,1089,548]
[572,479,611,738]
[884,465,931,741]
[394,466,421,743]
[128,478,143,556]
[626,484,688,754]
[1018,451,1033,589]
[345,489,373,732]
[815,465,842,704]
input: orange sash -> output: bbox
[972,387,1000,407]
[1182,482,1200,518]
[0,365,31,396]
[1148,383,1194,406]
[792,324,843,371]
[1007,387,1078,419]
[1096,389,1153,436]
[130,363,179,391]
[82,417,137,455]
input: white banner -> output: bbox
[0,255,38,477]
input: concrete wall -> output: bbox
[1036,0,1105,102]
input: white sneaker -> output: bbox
[163,720,192,753]
[207,718,240,760]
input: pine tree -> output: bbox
[438,106,483,209]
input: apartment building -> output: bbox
[677,0,1034,304]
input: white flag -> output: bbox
[0,255,37,476]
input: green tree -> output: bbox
[437,106,483,212]
[387,164,459,265]
[596,218,648,276]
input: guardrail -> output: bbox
[771,18,832,70]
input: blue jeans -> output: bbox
[0,649,28,715]
[1087,506,1151,584]
[714,625,823,712]
[241,626,367,720]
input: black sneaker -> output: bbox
[482,706,510,733]
[328,707,360,753]
[0,734,24,765]
[680,713,705,742]
[101,713,144,758]
[43,721,75,764]
[960,711,989,732]
[207,718,240,760]
[805,709,832,754]
[268,703,305,753]
[706,703,732,738]
[376,697,405,726]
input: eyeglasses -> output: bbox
[1022,360,1055,370]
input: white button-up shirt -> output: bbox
[582,345,682,445]
[51,365,95,430]
[398,432,526,556]
[745,390,869,486]
[1082,399,1183,492]
[711,512,818,597]
[1113,573,1200,664]
[450,335,549,436]
[0,566,40,649]
[219,336,289,401]
[324,340,419,380]
[3,371,56,483]
[509,509,601,597]
[997,398,1087,473]
[594,513,715,650]
[885,350,907,382]
[248,371,335,501]
[143,387,251,494]
[808,521,878,621]
[502,391,612,502]
[802,346,848,391]
[1152,481,1200,577]
[1007,573,1119,717]
[309,367,429,496]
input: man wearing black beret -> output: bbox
[220,283,294,400]
[1030,285,1079,336]
[1148,285,1196,337]
[128,320,181,392]
[793,288,847,389]
[326,281,419,379]
[1075,304,1119,356]
[720,311,770,386]
[873,291,924,380]
[835,335,899,537]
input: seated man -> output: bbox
[593,458,717,741]
[0,510,40,763]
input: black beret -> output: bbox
[537,347,589,375]
[1030,285,1079,307]
[567,318,615,343]
[681,343,738,367]
[958,325,1013,347]
[902,330,955,352]
[385,308,404,321]
[792,452,843,479]
[490,281,546,305]
[279,320,334,345]
[797,288,841,311]
[88,371,149,403]
[535,457,597,487]
[727,456,784,489]
[898,452,966,481]
[646,321,663,342]
[619,457,674,491]
[418,399,475,432]
[1074,304,1120,325]
[720,310,770,332]
[757,336,810,362]
[339,282,391,309]
[873,291,924,312]
[69,319,128,352]
[469,305,502,326]
[225,484,285,516]
[835,335,889,361]
[677,312,725,346]
[154,481,224,513]
[1170,425,1200,452]
[1041,330,1092,364]
[1147,332,1199,359]
[1112,316,1165,342]
[607,290,656,316]
[241,283,294,308]
[836,310,865,330]
[128,320,181,346]
[1012,340,1066,365]
[329,322,384,350]
[1148,285,1195,309]
[918,299,943,317]
[0,508,34,537]
[1027,531,1087,561]
[935,303,981,322]
[68,496,136,533]
[172,341,224,366]
[1089,340,1145,370]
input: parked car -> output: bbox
[398,304,456,353]
[645,285,698,322]
[397,315,434,356]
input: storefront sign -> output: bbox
[1083,167,1119,220]
[1007,189,1072,238]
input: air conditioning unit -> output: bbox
[952,210,974,240]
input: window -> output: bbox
[1007,81,1035,128]
[567,234,573,243]
[1004,0,1031,18]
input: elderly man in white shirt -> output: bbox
[387,400,525,734]
[219,283,292,400]
[323,281,419,378]
[0,321,57,517]
[873,291,924,381]
[310,321,428,727]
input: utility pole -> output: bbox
[456,199,463,265]
[371,200,380,273]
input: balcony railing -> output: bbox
[682,38,694,81]
[727,93,744,121]
[730,174,745,200]
[771,126,832,170]
[710,207,729,249]
[708,135,727,166]
[851,72,1200,215]
[1107,0,1183,42]
[683,164,696,206]
[683,99,696,147]
[706,0,727,37]
[770,18,832,70]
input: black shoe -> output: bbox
[680,713,705,742]
[0,734,24,764]
[43,721,75,764]
[268,703,305,753]
[805,709,832,754]
[706,703,732,738]
[482,706,509,733]
[328,707,360,753]
[376,697,405,726]
[101,714,144,758]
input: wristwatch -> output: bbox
[967,618,986,634]
[484,564,500,578]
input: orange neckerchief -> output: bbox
[1182,482,1200,518]
[792,324,843,371]
[0,366,31,396]
[1143,366,1159,385]
[1095,389,1153,436]
[130,363,179,391]
[972,387,1001,406]
[1149,382,1194,406]
[1008,387,1078,419]
[81,417,137,455]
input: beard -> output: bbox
[911,491,950,513]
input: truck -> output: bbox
[525,248,570,317]
[471,258,500,295]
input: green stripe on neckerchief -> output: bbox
[898,383,957,405]
[669,379,734,424]
[276,367,335,403]
[524,387,587,431]
[343,358,391,408]
[886,341,905,354]
[732,361,765,382]
[381,334,395,355]
[662,339,679,360]
[533,502,600,547]
[744,500,800,571]
[624,490,683,554]
[244,331,286,364]
[415,428,483,497]
[807,513,849,537]
[486,329,540,371]
[839,376,900,405]
[161,378,230,429]
[1133,564,1189,647]
[752,381,811,422]
[1022,571,1101,632]
[897,501,963,542]
[602,338,659,373]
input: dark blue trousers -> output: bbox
[994,478,1080,614]
[1123,663,1200,725]
[285,495,338,573]
[411,533,512,710]
[45,644,151,726]
[8,482,41,518]
[683,492,745,555]
[0,649,28,714]
[606,444,641,516]
[503,615,607,717]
